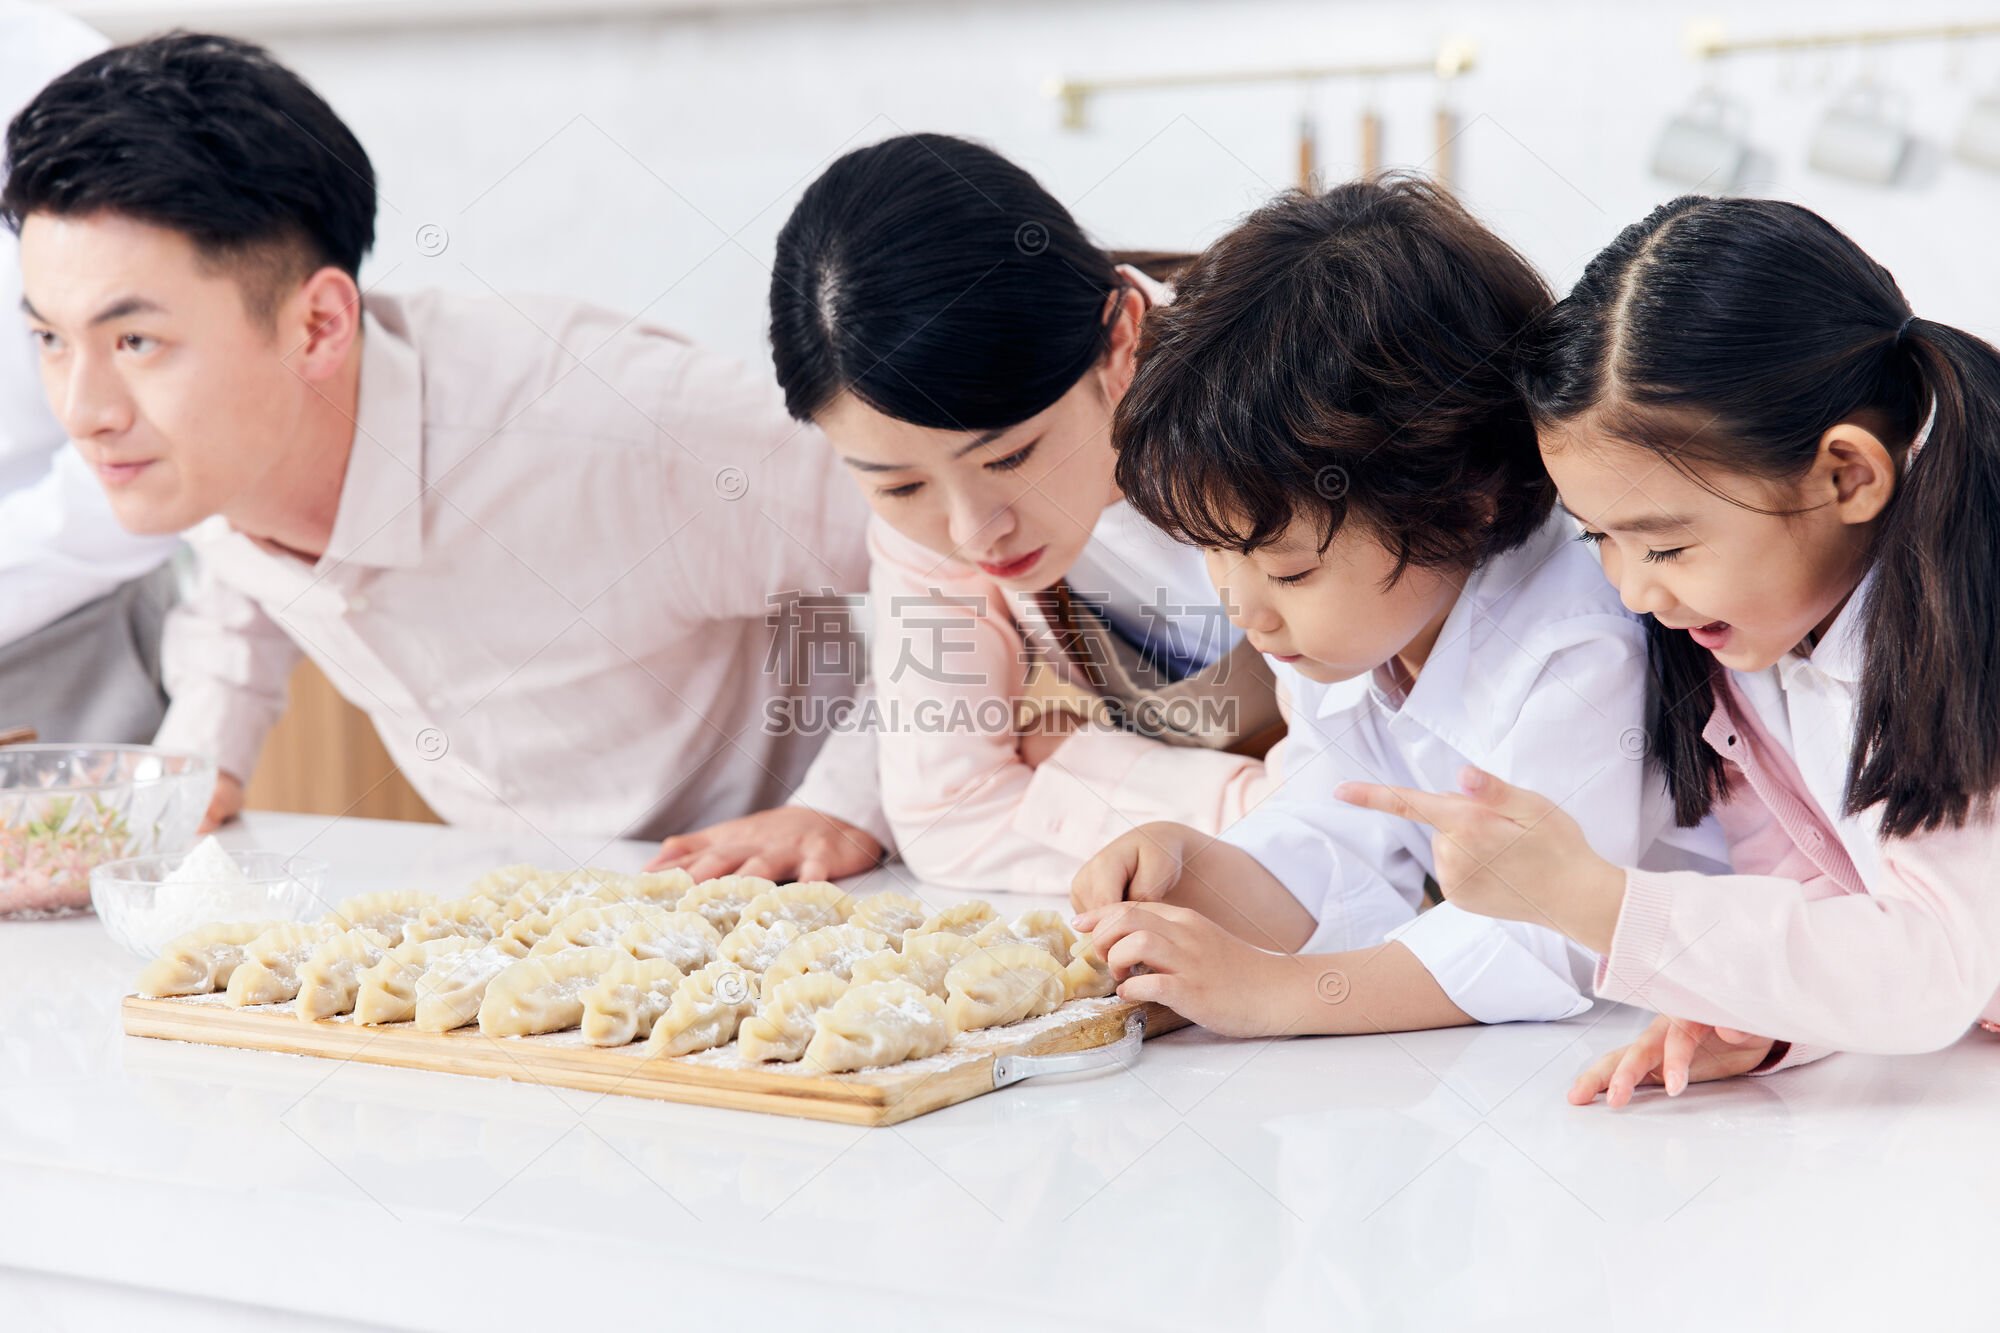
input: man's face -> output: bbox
[20,212,304,535]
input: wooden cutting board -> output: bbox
[121,993,1187,1126]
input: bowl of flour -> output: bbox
[91,837,328,958]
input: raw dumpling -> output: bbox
[295,928,394,1021]
[413,940,532,1033]
[224,921,345,1005]
[943,942,1067,1034]
[1064,931,1117,1000]
[845,892,927,943]
[802,980,950,1074]
[644,960,757,1057]
[579,956,686,1046]
[463,863,543,901]
[760,923,888,991]
[903,900,998,945]
[737,972,851,1063]
[402,893,505,945]
[527,903,663,956]
[972,909,1079,965]
[478,947,623,1037]
[716,918,802,975]
[586,867,695,908]
[675,875,775,934]
[739,880,853,933]
[353,936,526,1025]
[136,920,278,997]
[328,889,431,946]
[849,931,977,998]
[618,909,722,972]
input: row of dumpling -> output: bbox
[134,869,1120,1075]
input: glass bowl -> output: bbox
[92,850,329,959]
[0,745,216,919]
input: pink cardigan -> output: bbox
[1596,677,2000,1071]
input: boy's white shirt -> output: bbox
[1220,511,1728,1023]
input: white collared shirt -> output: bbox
[0,4,178,647]
[1220,511,1728,1023]
[155,292,883,844]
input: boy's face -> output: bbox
[1205,515,1461,685]
[20,212,307,536]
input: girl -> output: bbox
[1337,195,2000,1099]
[706,134,1287,894]
[1069,178,1723,1038]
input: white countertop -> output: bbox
[2,812,1994,1332]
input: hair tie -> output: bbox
[1895,314,1917,345]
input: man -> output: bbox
[4,32,885,879]
[0,1,179,744]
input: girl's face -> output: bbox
[1539,416,1894,673]
[814,290,1141,592]
[1205,516,1461,686]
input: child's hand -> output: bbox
[1070,822,1204,914]
[645,805,883,882]
[197,770,245,834]
[1569,1014,1774,1107]
[1335,766,1625,953]
[1069,901,1292,1038]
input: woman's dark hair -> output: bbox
[1520,194,2000,838]
[769,133,1177,430]
[1114,174,1556,581]
[2,31,376,314]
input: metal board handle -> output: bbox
[991,1008,1146,1090]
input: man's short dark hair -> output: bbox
[1114,174,1555,579]
[2,31,376,315]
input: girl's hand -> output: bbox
[1069,822,1202,914]
[1068,900,1292,1038]
[646,806,883,882]
[1335,766,1626,953]
[1569,1014,1775,1107]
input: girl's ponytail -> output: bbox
[1851,320,2000,835]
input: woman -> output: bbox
[657,134,1283,893]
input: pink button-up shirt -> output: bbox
[155,291,883,845]
[1596,578,2000,1070]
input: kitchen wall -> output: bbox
[63,0,2000,372]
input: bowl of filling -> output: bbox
[92,837,326,958]
[0,744,216,919]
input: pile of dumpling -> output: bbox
[134,865,1118,1075]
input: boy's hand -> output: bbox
[1069,900,1295,1038]
[1569,1013,1774,1107]
[1070,821,1205,914]
[646,805,883,883]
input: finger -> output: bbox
[1455,766,1553,821]
[794,853,829,884]
[1079,902,1148,954]
[1126,841,1181,903]
[1713,1026,1764,1046]
[1606,1034,1664,1109]
[1332,781,1475,827]
[1071,839,1142,913]
[1106,929,1180,980]
[684,847,751,882]
[734,853,787,882]
[1661,1020,1702,1097]
[1569,1047,1626,1105]
[1116,971,1176,1007]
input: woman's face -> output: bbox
[814,290,1142,591]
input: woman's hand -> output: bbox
[1569,1014,1775,1107]
[1336,765,1626,953]
[1069,900,1295,1038]
[1069,821,1205,914]
[646,805,883,882]
[197,770,245,835]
